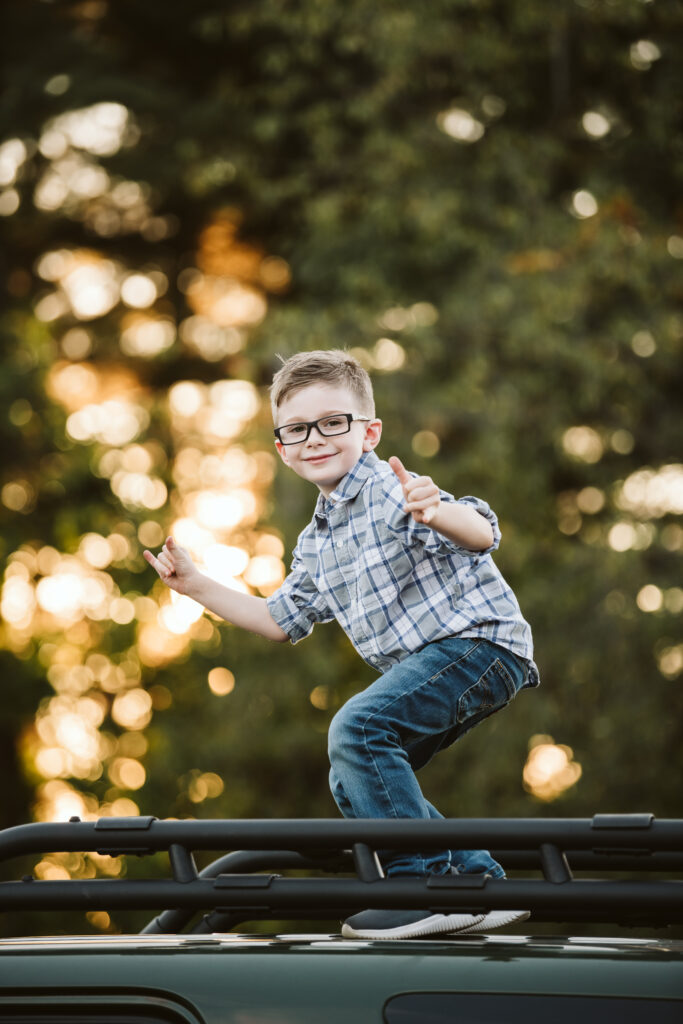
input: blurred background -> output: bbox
[0,0,681,936]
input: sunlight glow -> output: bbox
[630,39,661,71]
[111,688,153,730]
[44,102,130,157]
[657,644,683,680]
[636,584,663,613]
[159,592,204,634]
[570,190,599,219]
[582,111,611,138]
[523,736,582,802]
[437,108,485,143]
[0,138,27,186]
[187,771,224,803]
[120,316,175,357]
[67,400,149,445]
[120,273,158,309]
[616,465,683,518]
[561,425,603,463]
[208,667,235,696]
[372,338,406,371]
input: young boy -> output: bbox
[144,349,540,939]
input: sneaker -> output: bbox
[454,909,530,933]
[341,909,486,940]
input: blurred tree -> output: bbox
[0,0,681,935]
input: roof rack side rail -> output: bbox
[3,816,683,864]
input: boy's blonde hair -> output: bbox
[270,349,375,421]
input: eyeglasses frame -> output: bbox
[274,413,371,445]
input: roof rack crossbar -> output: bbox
[1,876,682,920]
[3,816,683,863]
[141,850,349,935]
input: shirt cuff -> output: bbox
[384,483,500,557]
[266,590,314,644]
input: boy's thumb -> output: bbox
[389,456,411,485]
[167,536,175,549]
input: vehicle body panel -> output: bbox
[0,933,682,1024]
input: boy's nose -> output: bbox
[305,424,327,444]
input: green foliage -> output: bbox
[1,0,682,936]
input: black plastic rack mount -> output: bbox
[0,813,682,934]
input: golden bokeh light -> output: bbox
[111,688,153,730]
[657,644,683,680]
[636,584,663,613]
[108,757,146,790]
[42,102,131,158]
[372,338,406,371]
[67,399,150,446]
[158,592,205,635]
[187,771,225,803]
[437,107,485,143]
[137,621,190,667]
[582,110,611,139]
[120,314,175,357]
[0,138,27,185]
[309,685,329,710]
[12,190,290,824]
[208,667,235,696]
[616,464,683,519]
[412,430,440,458]
[570,189,599,219]
[242,554,286,595]
[120,273,159,309]
[203,544,250,580]
[523,736,582,802]
[561,425,604,463]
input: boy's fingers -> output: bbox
[389,456,412,486]
[144,548,177,579]
[143,550,165,575]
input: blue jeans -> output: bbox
[327,637,538,877]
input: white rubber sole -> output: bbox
[454,910,530,933]
[341,912,486,940]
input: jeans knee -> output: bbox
[328,702,355,764]
[328,697,372,765]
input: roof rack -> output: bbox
[1,814,682,933]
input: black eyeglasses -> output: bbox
[274,413,370,445]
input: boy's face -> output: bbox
[274,383,382,497]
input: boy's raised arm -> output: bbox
[389,457,494,552]
[143,538,289,643]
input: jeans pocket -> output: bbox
[455,657,518,725]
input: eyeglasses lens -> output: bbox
[279,415,351,444]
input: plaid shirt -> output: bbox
[267,451,536,674]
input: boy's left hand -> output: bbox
[389,456,440,525]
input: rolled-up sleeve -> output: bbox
[266,550,335,644]
[383,474,501,556]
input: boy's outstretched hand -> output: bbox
[143,537,199,596]
[389,456,440,525]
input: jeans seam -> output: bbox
[423,638,485,687]
[359,716,403,817]
[353,640,484,818]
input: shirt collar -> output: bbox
[314,450,380,520]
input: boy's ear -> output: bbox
[362,418,382,452]
[274,439,291,466]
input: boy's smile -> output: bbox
[274,384,382,497]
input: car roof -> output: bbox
[1,933,682,1008]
